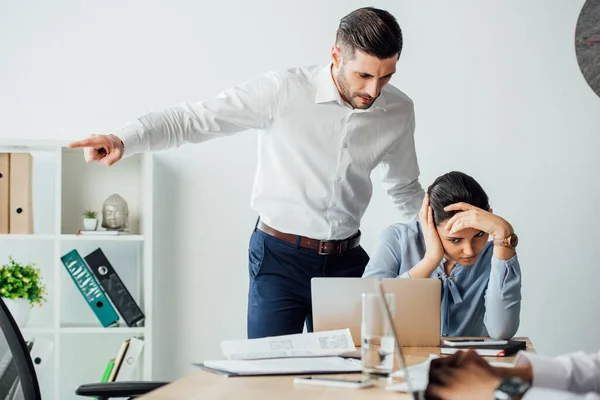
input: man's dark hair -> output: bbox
[427,171,490,226]
[335,7,403,60]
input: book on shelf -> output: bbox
[108,339,131,382]
[85,248,145,327]
[60,249,120,328]
[106,337,145,383]
[76,230,130,236]
[100,359,115,383]
[92,358,115,400]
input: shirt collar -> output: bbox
[315,64,343,105]
[315,64,387,112]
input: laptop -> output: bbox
[311,277,441,347]
[375,278,426,400]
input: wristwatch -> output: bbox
[493,233,518,249]
[494,377,530,400]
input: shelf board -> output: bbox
[60,234,145,241]
[21,326,148,334]
[60,325,147,334]
[0,234,55,240]
[22,327,55,335]
[0,140,65,152]
[0,234,145,241]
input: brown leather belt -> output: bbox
[257,221,361,255]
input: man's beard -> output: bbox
[336,68,375,110]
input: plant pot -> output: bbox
[2,298,31,328]
[83,218,98,231]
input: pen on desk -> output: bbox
[587,40,600,43]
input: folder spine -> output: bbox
[115,337,145,381]
[60,250,120,328]
[85,248,145,327]
[0,154,9,234]
[8,153,33,234]
[100,359,115,383]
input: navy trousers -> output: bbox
[247,225,369,339]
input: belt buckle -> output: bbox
[318,240,343,255]
[318,241,329,255]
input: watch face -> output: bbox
[495,377,530,400]
[575,0,600,97]
[509,234,518,248]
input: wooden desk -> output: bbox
[140,338,533,400]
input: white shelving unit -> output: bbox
[0,139,154,400]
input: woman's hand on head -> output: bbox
[443,203,513,239]
[419,194,445,264]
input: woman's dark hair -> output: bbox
[335,7,403,60]
[427,171,490,226]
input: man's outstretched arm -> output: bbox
[69,71,282,166]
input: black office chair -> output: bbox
[0,297,169,400]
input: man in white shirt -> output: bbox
[425,349,600,399]
[68,7,424,338]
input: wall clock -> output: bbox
[576,0,600,97]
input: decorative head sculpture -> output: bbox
[101,193,129,231]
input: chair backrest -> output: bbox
[0,298,41,400]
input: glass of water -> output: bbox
[361,293,395,380]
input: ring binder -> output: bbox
[60,249,120,328]
[85,248,145,327]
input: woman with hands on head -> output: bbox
[363,171,521,339]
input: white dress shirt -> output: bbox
[115,64,423,239]
[515,350,600,399]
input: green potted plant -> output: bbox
[83,208,99,231]
[0,256,47,327]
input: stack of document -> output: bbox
[197,329,362,376]
[201,357,362,376]
[221,328,357,360]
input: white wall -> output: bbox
[2,0,600,380]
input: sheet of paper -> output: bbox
[201,356,362,375]
[221,329,356,360]
[387,355,517,392]
[386,354,438,392]
[489,361,515,368]
[391,354,439,379]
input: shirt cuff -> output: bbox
[515,351,569,391]
[399,271,410,279]
[491,254,518,271]
[113,123,144,158]
[490,254,519,287]
[522,387,594,400]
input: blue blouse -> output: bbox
[362,221,522,339]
